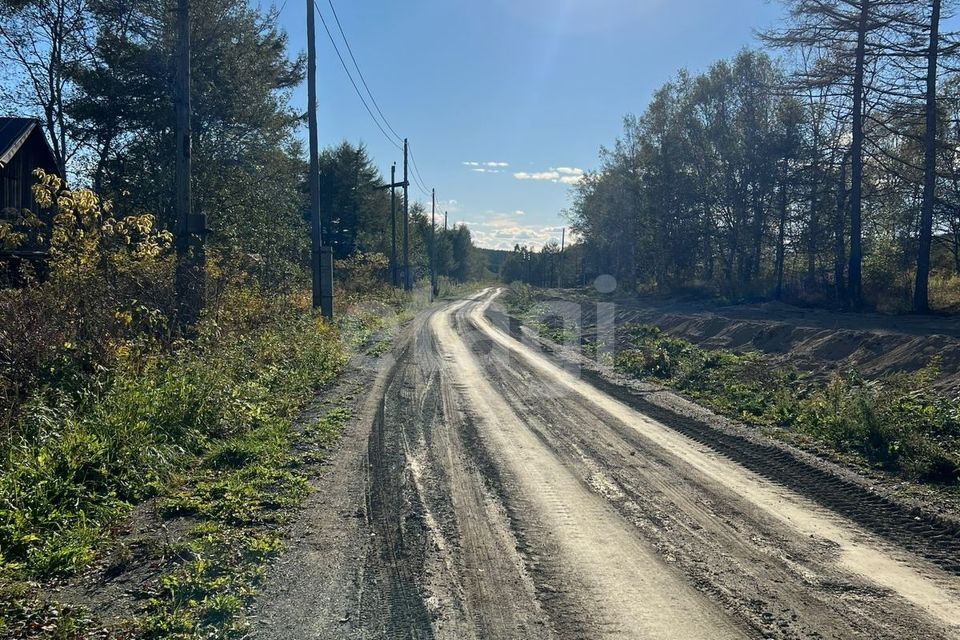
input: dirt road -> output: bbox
[253,289,960,639]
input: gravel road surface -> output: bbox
[253,288,960,639]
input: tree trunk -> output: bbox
[806,183,819,284]
[835,153,850,304]
[775,160,789,299]
[954,227,960,274]
[847,0,869,309]
[914,0,942,314]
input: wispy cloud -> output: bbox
[513,166,585,185]
[436,198,459,213]
[463,160,510,173]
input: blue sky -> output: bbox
[275,0,785,249]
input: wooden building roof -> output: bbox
[0,118,59,175]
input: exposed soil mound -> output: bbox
[563,295,960,390]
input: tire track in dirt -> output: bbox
[487,301,960,577]
[361,302,553,638]
[469,289,960,635]
[460,307,946,638]
[363,344,435,639]
[434,298,750,640]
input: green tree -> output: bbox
[68,0,306,286]
[318,141,390,259]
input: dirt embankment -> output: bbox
[557,293,960,389]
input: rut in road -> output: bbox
[345,289,960,639]
[360,300,551,639]
[461,289,960,637]
[433,298,748,640]
[491,304,960,577]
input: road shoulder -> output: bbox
[250,343,395,639]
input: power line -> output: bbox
[407,141,432,197]
[325,0,404,146]
[314,0,401,151]
[311,2,439,203]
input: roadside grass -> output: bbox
[0,287,399,639]
[139,404,354,639]
[503,285,960,487]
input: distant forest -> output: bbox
[505,0,960,313]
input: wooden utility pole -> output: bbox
[307,0,321,311]
[403,138,411,290]
[390,163,397,287]
[306,0,332,318]
[444,211,447,232]
[377,166,407,288]
[431,188,437,298]
[376,165,407,288]
[174,0,204,330]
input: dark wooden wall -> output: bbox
[1,132,57,215]
[1,130,59,284]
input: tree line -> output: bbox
[318,142,487,285]
[566,0,960,313]
[0,0,484,291]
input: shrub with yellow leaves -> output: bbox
[31,169,174,276]
[0,171,177,426]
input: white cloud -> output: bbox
[462,213,572,250]
[513,166,585,185]
[464,160,509,173]
[514,171,558,181]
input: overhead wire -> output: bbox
[312,0,439,200]
[325,0,404,146]
[314,0,401,151]
[406,141,432,197]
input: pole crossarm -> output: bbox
[374,181,409,190]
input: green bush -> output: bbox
[611,323,960,485]
[797,366,960,482]
[502,282,538,315]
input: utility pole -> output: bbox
[403,138,411,290]
[431,188,437,298]
[390,163,397,287]
[376,163,406,288]
[444,211,447,232]
[174,0,204,331]
[306,0,332,318]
